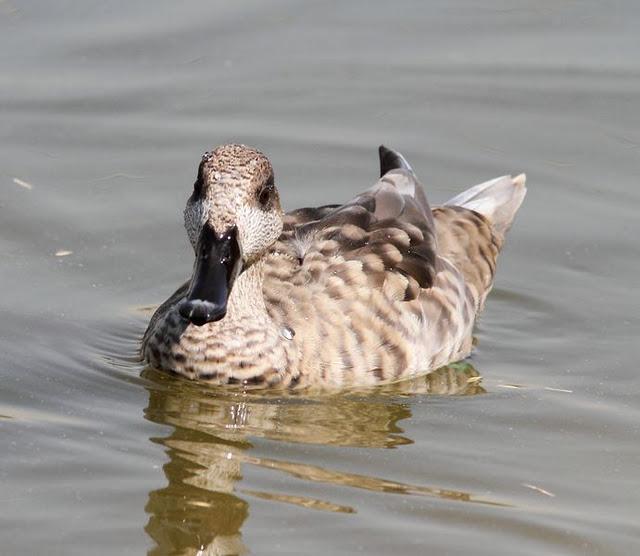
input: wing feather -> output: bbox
[274,169,437,301]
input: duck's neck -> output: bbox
[225,259,271,323]
[207,258,292,382]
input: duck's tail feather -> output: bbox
[445,174,527,236]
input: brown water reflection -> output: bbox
[142,364,494,555]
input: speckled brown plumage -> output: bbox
[142,144,526,388]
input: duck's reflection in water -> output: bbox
[142,363,489,555]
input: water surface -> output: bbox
[1,1,639,554]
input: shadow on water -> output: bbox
[141,363,500,555]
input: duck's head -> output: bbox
[179,144,283,326]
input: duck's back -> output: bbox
[263,153,526,387]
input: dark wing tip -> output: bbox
[378,145,413,177]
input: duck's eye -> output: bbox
[257,185,272,207]
[192,161,205,198]
[257,174,275,208]
[193,177,203,196]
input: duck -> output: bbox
[142,144,526,388]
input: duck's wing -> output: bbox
[275,146,438,301]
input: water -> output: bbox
[1,1,639,554]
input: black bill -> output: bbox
[178,224,242,326]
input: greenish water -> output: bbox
[1,1,639,554]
